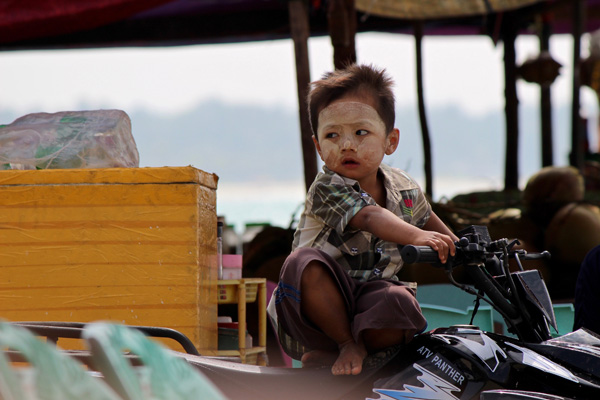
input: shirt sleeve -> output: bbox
[310,180,377,235]
[409,185,432,227]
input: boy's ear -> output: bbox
[385,128,400,155]
[312,135,324,160]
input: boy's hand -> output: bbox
[412,231,456,264]
[349,206,456,263]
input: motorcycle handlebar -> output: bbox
[401,242,523,319]
[400,227,554,342]
[401,243,549,265]
[401,245,442,264]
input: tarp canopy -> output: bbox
[1,0,599,52]
[356,0,545,20]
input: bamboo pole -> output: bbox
[288,0,318,192]
[327,0,357,70]
[570,0,585,171]
[503,20,519,191]
[540,17,554,167]
[415,22,433,198]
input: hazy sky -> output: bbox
[1,32,597,229]
[1,32,593,120]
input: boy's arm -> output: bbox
[349,205,456,263]
[423,212,459,242]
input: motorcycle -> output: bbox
[178,225,600,400]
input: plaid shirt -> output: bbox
[292,163,431,281]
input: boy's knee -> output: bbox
[302,260,330,285]
[283,248,320,270]
[283,248,332,280]
[386,285,417,304]
[386,286,424,320]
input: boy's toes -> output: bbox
[331,359,362,375]
[332,362,350,375]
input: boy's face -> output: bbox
[313,94,399,185]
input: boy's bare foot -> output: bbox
[331,339,367,376]
[301,349,337,368]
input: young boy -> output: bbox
[272,64,457,376]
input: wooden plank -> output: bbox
[0,264,199,286]
[0,204,199,222]
[0,183,204,207]
[0,243,201,265]
[0,226,198,243]
[0,166,218,187]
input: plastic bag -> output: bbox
[0,109,139,170]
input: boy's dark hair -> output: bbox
[307,64,395,138]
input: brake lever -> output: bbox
[506,238,521,251]
[520,250,551,261]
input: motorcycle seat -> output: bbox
[175,345,402,400]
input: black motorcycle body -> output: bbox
[367,326,600,400]
[182,225,600,400]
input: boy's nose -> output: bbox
[341,136,357,151]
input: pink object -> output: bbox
[222,254,242,279]
[222,254,242,268]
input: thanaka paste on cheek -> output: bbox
[317,102,386,142]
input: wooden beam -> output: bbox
[414,23,433,198]
[570,0,585,171]
[327,0,357,70]
[288,0,318,192]
[503,20,519,191]
[540,18,554,167]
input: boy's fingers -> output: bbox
[436,235,455,262]
[430,238,445,263]
[439,243,448,263]
[444,235,456,256]
[425,234,455,263]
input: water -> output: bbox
[216,176,505,234]
[216,181,306,233]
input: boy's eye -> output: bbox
[356,129,368,136]
[325,132,338,139]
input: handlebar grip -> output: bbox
[401,245,441,264]
[519,250,551,261]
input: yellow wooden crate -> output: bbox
[0,166,219,354]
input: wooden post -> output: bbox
[540,17,554,167]
[327,0,357,70]
[503,21,519,191]
[570,0,585,171]
[237,281,247,363]
[288,0,318,192]
[415,23,433,198]
[257,279,267,365]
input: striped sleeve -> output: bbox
[311,181,376,234]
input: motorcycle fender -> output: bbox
[367,333,491,400]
